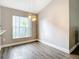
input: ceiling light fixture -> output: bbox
[32,15,37,21]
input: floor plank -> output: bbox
[1,42,79,59]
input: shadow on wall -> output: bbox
[71,27,79,55]
[75,27,79,44]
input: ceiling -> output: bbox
[0,0,52,13]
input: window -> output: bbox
[12,16,32,39]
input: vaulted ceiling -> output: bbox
[0,0,52,13]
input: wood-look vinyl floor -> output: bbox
[1,42,79,59]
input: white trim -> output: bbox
[39,40,70,54]
[69,42,79,53]
[1,39,38,48]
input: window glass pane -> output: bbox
[15,16,20,27]
[13,16,16,38]
[12,16,32,39]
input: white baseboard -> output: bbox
[1,39,38,48]
[39,40,79,54]
[69,42,79,53]
[39,40,70,54]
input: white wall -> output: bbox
[39,0,69,50]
